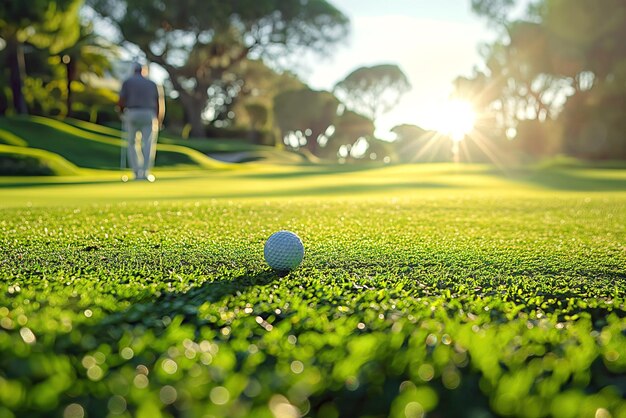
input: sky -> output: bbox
[294,0,496,138]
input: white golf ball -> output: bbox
[264,230,304,272]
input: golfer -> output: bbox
[118,63,165,181]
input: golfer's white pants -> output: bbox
[123,109,158,179]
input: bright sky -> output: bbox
[296,0,496,138]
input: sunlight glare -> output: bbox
[433,100,476,142]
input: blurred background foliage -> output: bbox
[1,0,626,164]
[459,0,626,160]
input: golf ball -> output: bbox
[264,230,304,272]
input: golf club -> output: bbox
[120,114,129,182]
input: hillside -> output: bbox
[0,116,306,176]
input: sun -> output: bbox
[433,99,477,142]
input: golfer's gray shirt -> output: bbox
[120,74,159,113]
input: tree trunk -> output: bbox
[178,91,207,138]
[162,69,208,138]
[306,133,319,156]
[6,37,28,114]
[65,59,77,117]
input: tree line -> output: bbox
[2,0,625,162]
[1,0,414,163]
[456,0,626,160]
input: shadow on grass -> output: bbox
[97,270,279,331]
[150,180,457,200]
[1,177,455,195]
[2,164,624,194]
[0,179,127,189]
[508,169,626,192]
[237,164,386,179]
[0,173,211,189]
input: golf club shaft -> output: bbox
[120,116,127,176]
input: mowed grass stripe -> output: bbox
[0,116,227,170]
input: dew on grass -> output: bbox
[87,366,103,381]
[19,327,36,344]
[290,360,304,374]
[82,355,96,369]
[1,190,625,417]
[133,374,149,389]
[268,395,299,418]
[107,395,127,414]
[418,364,435,382]
[159,385,177,405]
[405,402,425,418]
[162,359,178,375]
[120,347,134,360]
[425,334,437,346]
[63,403,84,418]
[210,386,230,405]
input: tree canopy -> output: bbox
[273,88,339,156]
[87,0,350,137]
[50,22,119,117]
[461,0,626,159]
[322,109,376,161]
[333,64,411,122]
[1,0,82,113]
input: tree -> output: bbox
[273,88,339,156]
[470,0,517,26]
[333,64,411,122]
[332,110,375,141]
[0,0,81,114]
[456,26,569,134]
[541,0,626,81]
[365,137,396,162]
[87,0,349,137]
[322,109,374,160]
[466,0,626,159]
[222,58,305,139]
[50,22,119,117]
[390,124,443,163]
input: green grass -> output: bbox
[63,118,308,164]
[0,116,226,171]
[0,144,81,176]
[0,116,306,175]
[1,164,625,418]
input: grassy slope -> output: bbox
[0,165,625,418]
[0,144,82,176]
[63,118,308,164]
[0,116,227,171]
